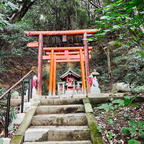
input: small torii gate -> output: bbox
[25,29,99,96]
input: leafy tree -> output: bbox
[90,0,144,89]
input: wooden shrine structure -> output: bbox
[59,69,81,93]
[25,29,99,96]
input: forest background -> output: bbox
[0,0,144,94]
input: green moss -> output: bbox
[83,98,90,104]
[86,113,104,144]
[10,136,23,144]
[89,97,109,106]
[15,107,37,135]
[90,122,101,137]
[84,103,93,113]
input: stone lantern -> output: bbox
[90,69,101,94]
[91,69,100,77]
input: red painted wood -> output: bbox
[79,49,86,92]
[27,41,39,47]
[46,51,91,55]
[52,57,56,96]
[83,33,90,93]
[25,29,99,36]
[48,50,54,96]
[25,29,97,95]
[43,55,91,60]
[43,47,92,51]
[37,34,43,95]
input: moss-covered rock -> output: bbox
[10,136,23,144]
[10,105,38,144]
[83,98,90,104]
[86,113,104,144]
[83,98,93,113]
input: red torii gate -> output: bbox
[25,29,99,96]
[43,47,92,96]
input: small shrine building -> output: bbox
[57,69,82,95]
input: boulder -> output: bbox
[12,113,25,125]
[11,91,20,99]
[11,99,21,107]
[24,129,48,142]
[112,82,131,92]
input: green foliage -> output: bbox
[104,130,113,140]
[128,139,139,144]
[77,8,89,28]
[97,125,102,132]
[0,88,17,133]
[132,85,144,93]
[0,0,18,29]
[96,96,143,143]
[121,120,144,139]
[0,22,36,82]
[0,88,6,96]
[112,99,125,106]
[138,51,144,58]
[10,107,17,120]
[0,104,17,126]
[107,119,113,125]
[107,132,113,140]
[8,125,14,131]
[97,96,136,112]
[97,103,110,111]
[22,0,89,30]
[90,0,144,90]
[97,0,144,34]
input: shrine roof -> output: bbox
[60,69,80,80]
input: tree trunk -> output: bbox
[106,48,112,79]
[10,0,36,23]
[87,0,102,8]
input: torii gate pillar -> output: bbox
[83,33,90,93]
[37,34,43,95]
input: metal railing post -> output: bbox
[28,76,31,102]
[5,91,11,137]
[30,74,33,99]
[0,70,34,137]
[21,80,25,113]
[28,74,33,101]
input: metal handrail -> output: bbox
[0,70,33,99]
[0,70,35,137]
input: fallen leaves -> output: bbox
[94,103,144,144]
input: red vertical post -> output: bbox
[53,57,56,96]
[83,33,90,94]
[37,34,43,95]
[79,49,86,93]
[49,49,54,96]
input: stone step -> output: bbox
[40,98,83,105]
[23,140,92,144]
[24,126,90,142]
[36,104,84,114]
[31,113,87,126]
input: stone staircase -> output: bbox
[23,97,92,144]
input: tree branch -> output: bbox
[10,0,36,23]
[88,0,102,9]
[133,7,144,33]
